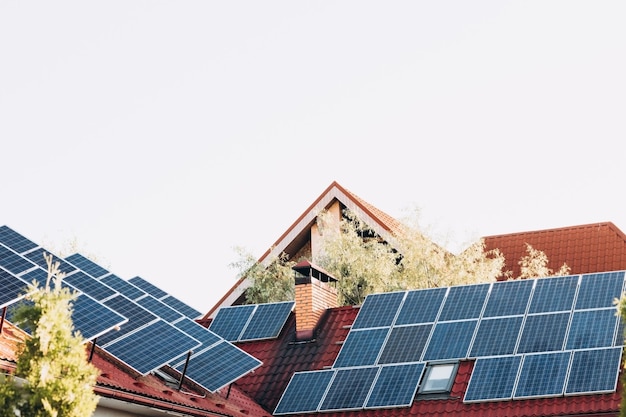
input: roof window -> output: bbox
[419,363,457,394]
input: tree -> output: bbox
[614,294,626,417]
[0,253,100,417]
[517,243,570,278]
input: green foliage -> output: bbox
[230,247,295,304]
[0,253,99,417]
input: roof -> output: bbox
[484,222,626,278]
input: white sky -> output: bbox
[1,1,624,313]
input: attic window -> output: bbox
[419,363,457,394]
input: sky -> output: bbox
[1,1,625,313]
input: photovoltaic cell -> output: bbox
[483,279,533,317]
[65,253,110,278]
[274,370,335,415]
[422,320,477,361]
[514,351,571,398]
[128,276,169,299]
[161,295,201,319]
[174,340,262,392]
[208,304,255,341]
[517,313,570,353]
[352,291,405,329]
[365,363,425,409]
[395,287,446,325]
[104,320,200,375]
[24,248,77,275]
[0,226,38,254]
[136,295,183,323]
[566,309,618,350]
[565,347,622,395]
[0,268,30,308]
[469,316,523,357]
[319,366,379,412]
[63,271,117,301]
[239,301,294,341]
[464,355,522,402]
[576,272,625,310]
[333,328,389,368]
[0,244,36,275]
[173,318,222,348]
[378,324,432,364]
[528,275,578,313]
[100,274,146,301]
[98,296,158,345]
[438,284,489,321]
[71,293,128,341]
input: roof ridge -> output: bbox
[482,221,616,239]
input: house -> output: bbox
[2,181,626,417]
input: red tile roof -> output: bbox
[484,222,626,278]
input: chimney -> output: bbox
[293,260,338,340]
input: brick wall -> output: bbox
[295,277,338,334]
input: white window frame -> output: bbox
[418,363,458,394]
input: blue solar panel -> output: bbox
[422,320,477,361]
[104,320,200,375]
[208,304,255,341]
[173,341,262,392]
[469,316,523,357]
[97,296,158,345]
[565,347,622,395]
[128,276,169,299]
[378,324,432,364]
[100,274,146,301]
[23,248,76,275]
[173,318,222,348]
[352,292,405,329]
[464,355,522,402]
[395,287,446,325]
[514,351,571,398]
[576,272,625,309]
[438,284,489,321]
[365,363,425,409]
[274,370,335,415]
[319,366,379,412]
[483,279,534,317]
[160,295,201,319]
[333,328,389,368]
[136,295,184,323]
[239,301,294,341]
[566,309,618,350]
[71,293,128,341]
[65,253,110,278]
[517,313,570,353]
[20,267,47,284]
[63,271,117,301]
[0,244,36,275]
[0,268,30,308]
[529,275,578,313]
[0,226,38,254]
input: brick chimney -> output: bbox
[293,260,338,340]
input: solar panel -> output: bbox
[208,304,255,341]
[136,295,184,323]
[514,351,571,399]
[483,279,534,317]
[0,244,37,275]
[333,328,389,368]
[469,316,523,357]
[576,272,625,309]
[128,276,169,299]
[65,253,110,278]
[97,296,158,345]
[528,275,578,313]
[239,301,294,341]
[352,291,405,329]
[365,362,425,409]
[378,324,432,364]
[70,293,128,341]
[160,295,201,319]
[0,268,30,308]
[63,270,118,301]
[100,274,146,301]
[173,340,262,392]
[172,318,222,348]
[274,370,335,415]
[565,347,622,395]
[23,248,77,275]
[0,226,38,254]
[103,320,200,375]
[438,284,489,321]
[318,366,379,412]
[464,355,522,402]
[394,287,446,325]
[565,309,618,350]
[422,320,478,361]
[516,313,570,354]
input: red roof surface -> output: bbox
[485,222,626,278]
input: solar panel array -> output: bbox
[275,272,626,413]
[209,301,295,342]
[0,226,262,392]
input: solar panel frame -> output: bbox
[364,362,425,409]
[565,347,622,395]
[70,293,128,341]
[274,369,335,415]
[483,279,534,318]
[438,284,490,321]
[469,316,524,358]
[575,272,626,310]
[100,274,146,301]
[239,301,294,341]
[528,275,579,314]
[516,312,570,354]
[208,304,256,342]
[172,318,222,348]
[395,287,447,325]
[0,244,37,275]
[463,355,522,403]
[513,351,571,399]
[128,276,169,299]
[136,294,184,323]
[422,320,478,361]
[318,366,379,412]
[565,309,618,350]
[378,324,432,364]
[62,270,118,301]
[333,328,389,368]
[160,295,202,319]
[352,291,405,329]
[65,253,110,279]
[98,295,159,345]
